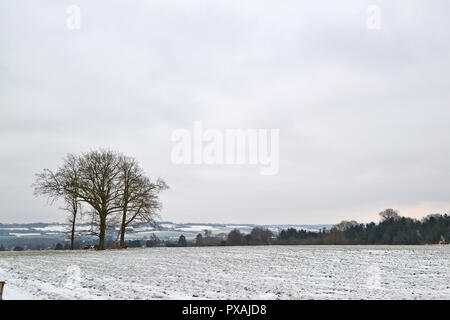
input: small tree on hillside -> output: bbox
[178,235,187,247]
[226,229,244,246]
[203,229,212,238]
[249,227,273,244]
[195,233,203,246]
[146,234,160,247]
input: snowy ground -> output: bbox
[0,245,449,300]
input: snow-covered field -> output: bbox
[0,245,449,300]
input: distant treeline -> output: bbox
[277,209,449,245]
[187,209,450,247]
[0,237,98,252]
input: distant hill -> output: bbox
[0,221,333,241]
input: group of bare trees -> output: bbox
[33,149,168,250]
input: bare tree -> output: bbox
[249,227,273,244]
[203,229,212,238]
[34,154,81,250]
[226,229,244,246]
[62,196,81,249]
[195,233,203,246]
[379,208,400,222]
[70,150,124,249]
[333,220,358,232]
[115,156,168,248]
[146,233,160,247]
[62,155,81,250]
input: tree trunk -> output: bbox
[119,208,127,248]
[119,223,126,248]
[98,214,107,250]
[70,204,77,250]
[70,216,76,250]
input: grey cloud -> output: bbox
[1,0,450,224]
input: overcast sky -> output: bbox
[1,0,450,224]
